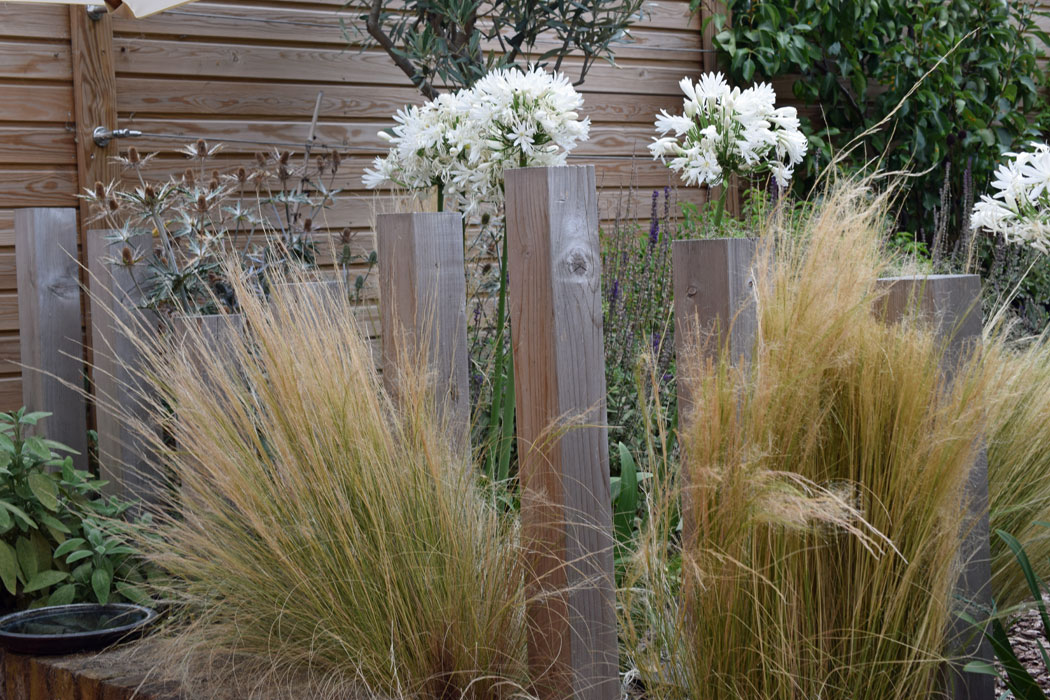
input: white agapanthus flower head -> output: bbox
[972,142,1050,254]
[650,72,808,189]
[362,66,590,216]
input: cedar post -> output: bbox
[876,274,994,700]
[672,238,762,546]
[376,212,470,453]
[504,165,618,700]
[14,208,89,469]
[86,229,160,504]
[671,237,761,411]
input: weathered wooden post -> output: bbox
[876,274,993,700]
[86,229,161,504]
[376,212,470,453]
[671,238,761,407]
[15,208,89,469]
[672,237,763,546]
[504,165,618,700]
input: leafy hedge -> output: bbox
[705,0,1050,250]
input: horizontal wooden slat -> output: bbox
[112,3,700,63]
[0,83,73,123]
[0,3,70,41]
[0,211,17,247]
[117,118,667,158]
[0,126,75,165]
[0,253,14,291]
[0,40,72,81]
[116,79,687,123]
[0,333,19,375]
[113,39,697,94]
[0,168,78,207]
[0,375,21,411]
[0,292,19,331]
[210,0,702,31]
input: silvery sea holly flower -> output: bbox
[972,142,1050,254]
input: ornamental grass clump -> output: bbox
[984,332,1050,608]
[620,180,995,699]
[106,271,528,699]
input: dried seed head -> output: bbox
[236,166,248,184]
[481,212,491,227]
[183,169,195,186]
[94,182,106,200]
[256,152,267,167]
[209,171,220,191]
[197,193,208,211]
[303,218,313,232]
[144,184,156,201]
[279,150,290,165]
[195,139,208,158]
[331,151,341,172]
[278,166,290,182]
[107,198,119,212]
[340,227,352,245]
[120,246,134,266]
[316,155,325,173]
[128,147,141,164]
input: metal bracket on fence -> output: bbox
[92,126,143,147]
[86,5,109,20]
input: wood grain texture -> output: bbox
[115,78,685,124]
[505,165,617,700]
[0,649,179,700]
[71,4,120,207]
[671,237,761,568]
[112,39,697,94]
[15,208,89,469]
[0,4,71,41]
[0,41,72,81]
[0,169,78,207]
[875,274,993,700]
[86,228,161,505]
[672,238,761,380]
[376,212,469,454]
[0,127,76,165]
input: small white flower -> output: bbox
[650,71,807,189]
[972,142,1050,254]
[362,65,590,217]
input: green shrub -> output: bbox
[0,409,149,611]
[708,0,1050,250]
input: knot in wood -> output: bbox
[686,285,698,298]
[566,249,590,276]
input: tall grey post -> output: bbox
[877,274,994,700]
[505,165,618,700]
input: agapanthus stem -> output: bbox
[712,184,729,235]
[436,182,445,212]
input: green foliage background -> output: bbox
[706,0,1050,246]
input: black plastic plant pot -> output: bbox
[0,603,158,656]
